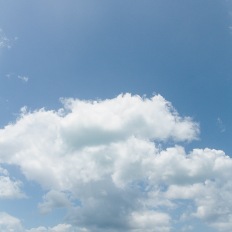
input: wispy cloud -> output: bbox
[217,117,226,132]
[0,29,17,49]
[5,73,29,83]
[18,75,29,83]
[0,29,10,49]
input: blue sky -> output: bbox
[0,1,232,231]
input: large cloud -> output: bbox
[0,93,231,231]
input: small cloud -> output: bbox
[217,117,226,133]
[0,29,10,49]
[38,190,71,214]
[5,73,14,79]
[0,166,26,199]
[5,73,29,83]
[0,167,9,176]
[0,29,16,49]
[0,97,9,104]
[18,75,29,83]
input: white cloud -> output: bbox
[0,176,24,199]
[0,93,232,231]
[0,29,16,49]
[0,166,25,199]
[18,76,29,83]
[0,166,9,175]
[129,211,171,232]
[0,212,24,232]
[5,73,29,83]
[217,117,226,133]
[27,224,75,232]
[0,212,83,232]
[0,29,10,49]
[38,190,71,214]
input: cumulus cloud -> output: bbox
[0,212,85,232]
[0,166,25,199]
[39,190,72,214]
[129,211,171,232]
[27,223,75,232]
[0,212,79,232]
[0,93,232,231]
[0,212,24,232]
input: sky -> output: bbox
[0,0,232,231]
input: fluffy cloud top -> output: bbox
[26,224,75,232]
[0,93,231,232]
[0,214,75,232]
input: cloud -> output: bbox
[0,29,10,49]
[26,224,76,232]
[129,211,170,232]
[0,93,232,231]
[0,29,16,49]
[0,212,24,232]
[18,76,29,83]
[5,73,29,83]
[217,117,226,133]
[39,190,72,214]
[0,212,79,232]
[0,166,25,199]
